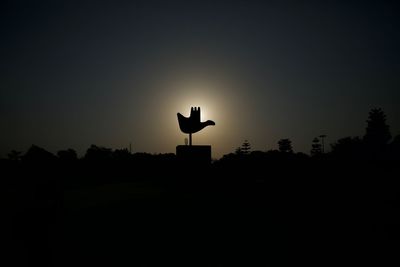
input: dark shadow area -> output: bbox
[3,108,400,266]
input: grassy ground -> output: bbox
[8,170,400,266]
[52,181,288,266]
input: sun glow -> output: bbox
[138,73,247,158]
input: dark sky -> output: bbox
[1,0,399,158]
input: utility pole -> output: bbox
[129,142,132,154]
[319,135,327,153]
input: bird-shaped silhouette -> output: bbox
[177,107,215,145]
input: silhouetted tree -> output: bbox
[330,136,363,160]
[57,149,78,161]
[241,140,251,155]
[295,152,310,160]
[389,134,400,160]
[7,150,22,161]
[391,134,400,146]
[23,145,57,162]
[363,108,391,159]
[278,139,293,153]
[113,148,132,161]
[310,137,322,157]
[235,147,243,155]
[364,108,391,146]
[84,145,113,161]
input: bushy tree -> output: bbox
[113,148,132,161]
[84,145,113,161]
[7,150,22,161]
[57,149,78,161]
[389,134,400,160]
[235,147,243,155]
[330,136,363,159]
[23,145,57,162]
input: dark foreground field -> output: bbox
[5,160,400,266]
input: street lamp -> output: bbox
[319,135,327,153]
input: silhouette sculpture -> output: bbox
[177,107,215,146]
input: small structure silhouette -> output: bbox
[176,107,215,163]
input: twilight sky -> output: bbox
[1,0,399,159]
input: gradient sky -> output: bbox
[1,0,399,159]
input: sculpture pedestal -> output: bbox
[176,145,211,164]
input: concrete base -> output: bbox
[176,145,212,164]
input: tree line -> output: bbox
[4,108,400,165]
[224,108,399,161]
